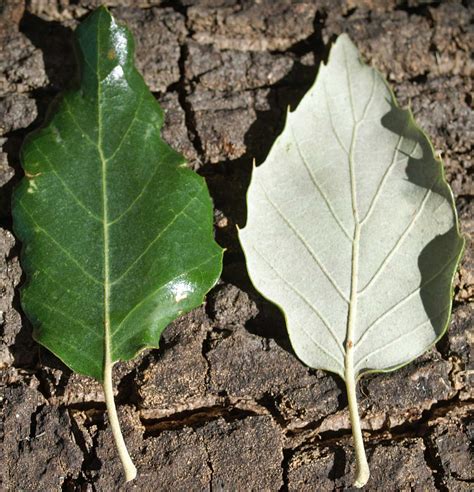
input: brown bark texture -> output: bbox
[0,0,472,490]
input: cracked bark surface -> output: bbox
[1,1,472,490]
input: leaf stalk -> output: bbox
[103,362,137,482]
[345,222,370,487]
[345,347,369,488]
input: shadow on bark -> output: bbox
[205,13,332,354]
[2,12,77,372]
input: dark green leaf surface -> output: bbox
[13,7,223,382]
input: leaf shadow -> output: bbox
[379,100,462,356]
[202,14,331,356]
[19,12,78,91]
[1,12,77,372]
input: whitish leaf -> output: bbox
[239,34,463,487]
[12,7,222,481]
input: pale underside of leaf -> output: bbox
[239,34,463,379]
[239,33,463,488]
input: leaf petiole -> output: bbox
[345,346,369,488]
[103,361,137,482]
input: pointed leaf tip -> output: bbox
[76,6,135,83]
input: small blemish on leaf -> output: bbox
[27,180,38,194]
[107,49,116,60]
[50,126,63,144]
[25,171,42,179]
[175,292,188,302]
[172,279,192,303]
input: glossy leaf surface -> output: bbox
[239,34,463,486]
[13,7,223,382]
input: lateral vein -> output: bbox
[258,181,349,304]
[251,244,345,357]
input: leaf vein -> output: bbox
[354,307,449,371]
[107,167,163,226]
[104,90,145,162]
[289,118,353,241]
[36,268,102,308]
[355,251,458,349]
[343,44,357,124]
[360,139,419,226]
[42,330,101,375]
[110,190,203,285]
[322,82,349,155]
[358,178,436,294]
[250,244,345,357]
[111,252,221,339]
[360,69,376,122]
[26,294,101,341]
[63,99,98,148]
[33,141,102,222]
[19,202,101,286]
[257,181,349,304]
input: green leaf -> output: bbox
[239,34,463,487]
[12,6,222,481]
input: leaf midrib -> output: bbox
[343,44,376,366]
[96,19,113,373]
[261,62,437,371]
